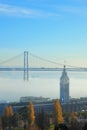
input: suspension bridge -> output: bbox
[0,51,87,80]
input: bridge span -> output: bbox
[0,67,87,72]
[0,51,87,80]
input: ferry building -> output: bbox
[60,66,69,103]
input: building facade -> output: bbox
[60,66,69,103]
[20,96,50,103]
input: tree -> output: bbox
[69,112,77,124]
[69,112,79,130]
[2,106,10,129]
[2,105,14,129]
[36,108,45,130]
[83,122,87,130]
[0,117,3,130]
[11,113,19,128]
[28,101,35,125]
[3,106,13,117]
[54,99,64,125]
[4,106,9,117]
[9,106,13,117]
[18,106,28,121]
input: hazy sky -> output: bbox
[0,0,87,67]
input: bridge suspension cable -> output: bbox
[0,51,86,81]
[0,52,23,66]
[28,52,84,69]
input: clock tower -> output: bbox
[60,66,69,103]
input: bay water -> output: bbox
[0,70,87,102]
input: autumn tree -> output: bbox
[28,101,35,125]
[69,112,78,124]
[54,99,64,125]
[9,106,13,117]
[2,106,10,128]
[3,106,13,117]
[8,106,14,129]
[69,112,79,130]
[4,106,9,117]
[2,106,14,129]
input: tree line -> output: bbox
[0,99,87,130]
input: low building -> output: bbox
[20,96,50,103]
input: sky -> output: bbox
[0,0,87,67]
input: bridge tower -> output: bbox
[24,51,29,80]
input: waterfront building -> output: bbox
[1,99,87,115]
[20,96,50,103]
[60,66,69,103]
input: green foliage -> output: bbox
[45,124,54,130]
[63,112,70,123]
[11,113,19,127]
[18,106,28,121]
[36,109,45,130]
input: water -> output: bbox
[0,70,87,102]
